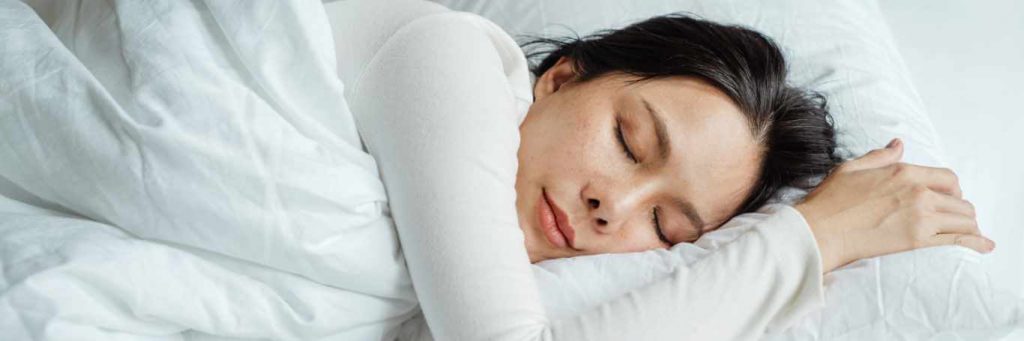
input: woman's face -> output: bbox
[516,57,763,263]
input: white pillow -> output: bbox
[431,0,1024,339]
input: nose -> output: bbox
[583,180,655,234]
[587,198,608,227]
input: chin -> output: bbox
[529,252,557,264]
[525,244,546,263]
[535,245,577,263]
[524,235,561,263]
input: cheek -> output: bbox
[592,220,662,254]
[532,112,613,173]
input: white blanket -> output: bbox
[3,0,1022,340]
[0,1,417,339]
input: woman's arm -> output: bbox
[345,12,826,340]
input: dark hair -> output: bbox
[522,13,841,216]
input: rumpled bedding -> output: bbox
[2,0,1022,340]
[0,0,418,339]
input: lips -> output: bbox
[539,188,576,249]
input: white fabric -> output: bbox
[0,1,418,339]
[1,1,1019,341]
[880,0,1024,301]
[327,0,826,340]
[531,195,1024,340]
[427,0,1024,339]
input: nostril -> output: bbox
[596,218,607,226]
[588,199,600,209]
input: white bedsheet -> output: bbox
[0,0,417,339]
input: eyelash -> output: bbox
[652,207,670,244]
[616,120,670,244]
[615,120,638,163]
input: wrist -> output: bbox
[794,203,845,273]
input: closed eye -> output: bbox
[615,119,638,163]
[652,207,670,244]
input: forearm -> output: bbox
[547,204,825,340]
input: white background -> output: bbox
[880,0,1024,298]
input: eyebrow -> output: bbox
[642,97,706,238]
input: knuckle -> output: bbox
[891,163,913,181]
[942,167,961,186]
[910,185,932,202]
[943,167,959,180]
[912,200,931,213]
[909,209,930,225]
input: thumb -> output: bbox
[843,138,904,172]
[930,233,996,254]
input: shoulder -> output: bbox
[327,0,532,115]
[359,8,534,117]
[383,10,530,76]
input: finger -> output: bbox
[933,194,975,218]
[929,233,995,253]
[898,164,963,199]
[930,212,981,236]
[842,138,904,172]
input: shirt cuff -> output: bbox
[757,203,827,333]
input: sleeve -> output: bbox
[344,12,825,341]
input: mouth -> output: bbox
[538,188,576,249]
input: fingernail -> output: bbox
[887,138,901,149]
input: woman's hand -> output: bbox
[795,138,995,273]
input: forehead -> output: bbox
[619,76,762,224]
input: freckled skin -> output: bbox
[516,58,763,263]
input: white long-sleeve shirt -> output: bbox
[326,1,826,340]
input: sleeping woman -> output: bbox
[329,0,994,339]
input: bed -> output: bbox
[0,0,1021,340]
[420,0,1024,339]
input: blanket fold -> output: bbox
[0,1,416,339]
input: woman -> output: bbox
[513,15,992,268]
[515,14,842,263]
[330,0,994,339]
